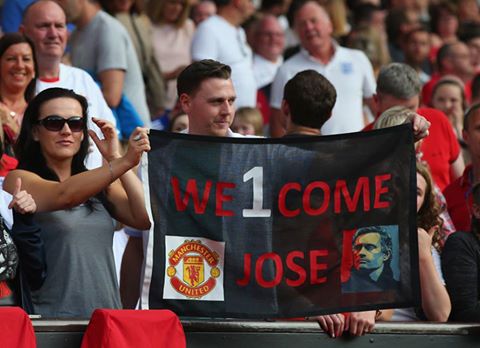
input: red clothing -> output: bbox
[443,165,473,232]
[256,89,271,125]
[0,154,18,177]
[364,108,460,191]
[81,309,186,348]
[422,73,472,107]
[0,307,36,348]
[417,107,460,191]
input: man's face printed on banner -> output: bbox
[182,77,236,137]
[352,232,386,272]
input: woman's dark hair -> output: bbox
[0,32,38,102]
[15,88,90,181]
[416,161,444,252]
[429,0,458,36]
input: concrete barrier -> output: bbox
[33,319,480,348]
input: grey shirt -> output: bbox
[32,199,121,318]
[70,10,151,127]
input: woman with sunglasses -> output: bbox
[3,87,150,318]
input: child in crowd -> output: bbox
[232,107,264,136]
[168,113,189,133]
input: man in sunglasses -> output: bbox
[20,0,118,169]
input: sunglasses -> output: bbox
[36,115,85,132]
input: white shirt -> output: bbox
[253,54,283,89]
[0,188,12,229]
[391,247,445,321]
[270,44,376,135]
[191,15,257,108]
[35,64,118,169]
[182,128,245,138]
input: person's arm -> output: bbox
[450,155,465,182]
[98,69,125,108]
[377,309,394,321]
[417,228,451,322]
[89,119,150,230]
[3,122,149,214]
[8,178,46,290]
[442,233,480,321]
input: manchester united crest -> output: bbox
[163,236,225,301]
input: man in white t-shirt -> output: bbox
[191,0,257,108]
[269,1,376,137]
[20,0,117,169]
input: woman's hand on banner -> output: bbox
[412,114,431,142]
[345,310,376,336]
[311,313,345,338]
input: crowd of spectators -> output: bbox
[0,0,478,337]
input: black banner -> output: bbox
[141,125,420,318]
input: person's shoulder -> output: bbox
[60,64,99,86]
[444,231,479,250]
[277,51,306,75]
[196,15,223,31]
[443,177,463,197]
[443,166,470,195]
[60,63,87,76]
[417,107,448,121]
[417,107,456,137]
[283,50,306,65]
[336,44,368,60]
[96,10,129,35]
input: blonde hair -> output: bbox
[325,0,349,38]
[234,107,264,136]
[147,0,192,27]
[374,106,416,129]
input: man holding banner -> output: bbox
[281,69,379,337]
[176,60,243,138]
[141,60,429,336]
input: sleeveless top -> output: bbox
[32,198,121,318]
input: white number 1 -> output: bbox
[242,166,271,217]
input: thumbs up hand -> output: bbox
[8,177,37,214]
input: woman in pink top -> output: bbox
[148,0,195,110]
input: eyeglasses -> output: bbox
[36,115,85,132]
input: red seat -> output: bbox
[0,306,36,348]
[81,309,186,348]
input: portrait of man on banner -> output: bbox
[342,225,400,293]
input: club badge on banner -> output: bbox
[164,236,225,301]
